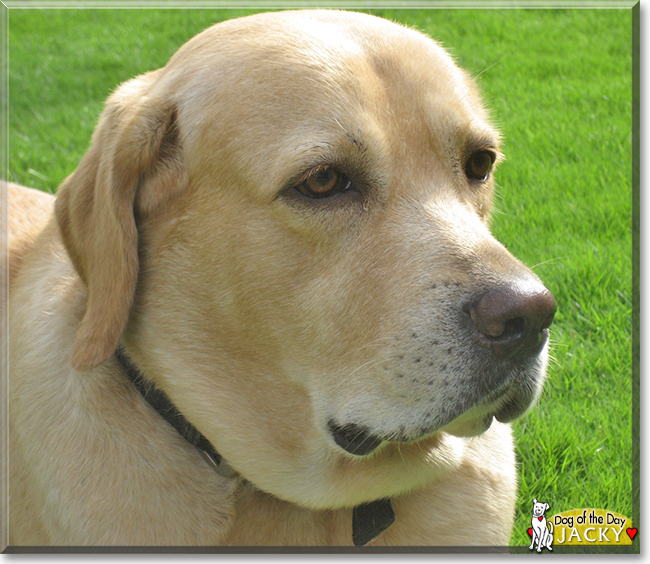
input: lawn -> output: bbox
[7,5,636,551]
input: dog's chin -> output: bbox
[441,414,494,438]
[329,413,496,457]
[441,388,538,437]
[328,382,542,455]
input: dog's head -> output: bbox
[532,499,550,518]
[56,10,555,509]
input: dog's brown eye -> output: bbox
[466,150,496,181]
[296,167,351,199]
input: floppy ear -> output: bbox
[55,70,188,371]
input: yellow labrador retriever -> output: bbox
[7,10,556,547]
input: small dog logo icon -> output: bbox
[529,498,554,552]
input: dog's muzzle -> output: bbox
[328,278,556,455]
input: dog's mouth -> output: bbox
[327,416,493,457]
[327,389,532,456]
[327,420,384,456]
[327,414,493,457]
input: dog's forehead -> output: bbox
[173,11,478,100]
[163,10,497,194]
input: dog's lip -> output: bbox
[434,385,518,438]
[330,396,507,453]
[440,413,494,438]
[328,382,534,452]
[494,397,528,423]
[329,411,496,454]
[492,382,539,423]
[328,420,383,456]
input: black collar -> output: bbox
[115,346,235,477]
[115,346,394,546]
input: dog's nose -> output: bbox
[468,279,556,359]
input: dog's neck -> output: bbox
[115,346,395,546]
[115,346,237,477]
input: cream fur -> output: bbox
[7,10,554,546]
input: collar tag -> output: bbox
[352,498,395,546]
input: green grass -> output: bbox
[8,7,635,551]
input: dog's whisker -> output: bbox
[342,336,394,359]
[530,256,568,270]
[396,442,407,465]
[346,357,391,380]
[472,56,504,79]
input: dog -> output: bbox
[7,10,556,546]
[529,499,554,552]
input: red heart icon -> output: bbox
[538,516,543,521]
[527,528,533,537]
[627,528,637,540]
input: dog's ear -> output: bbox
[532,498,537,504]
[55,70,188,371]
[545,503,549,511]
